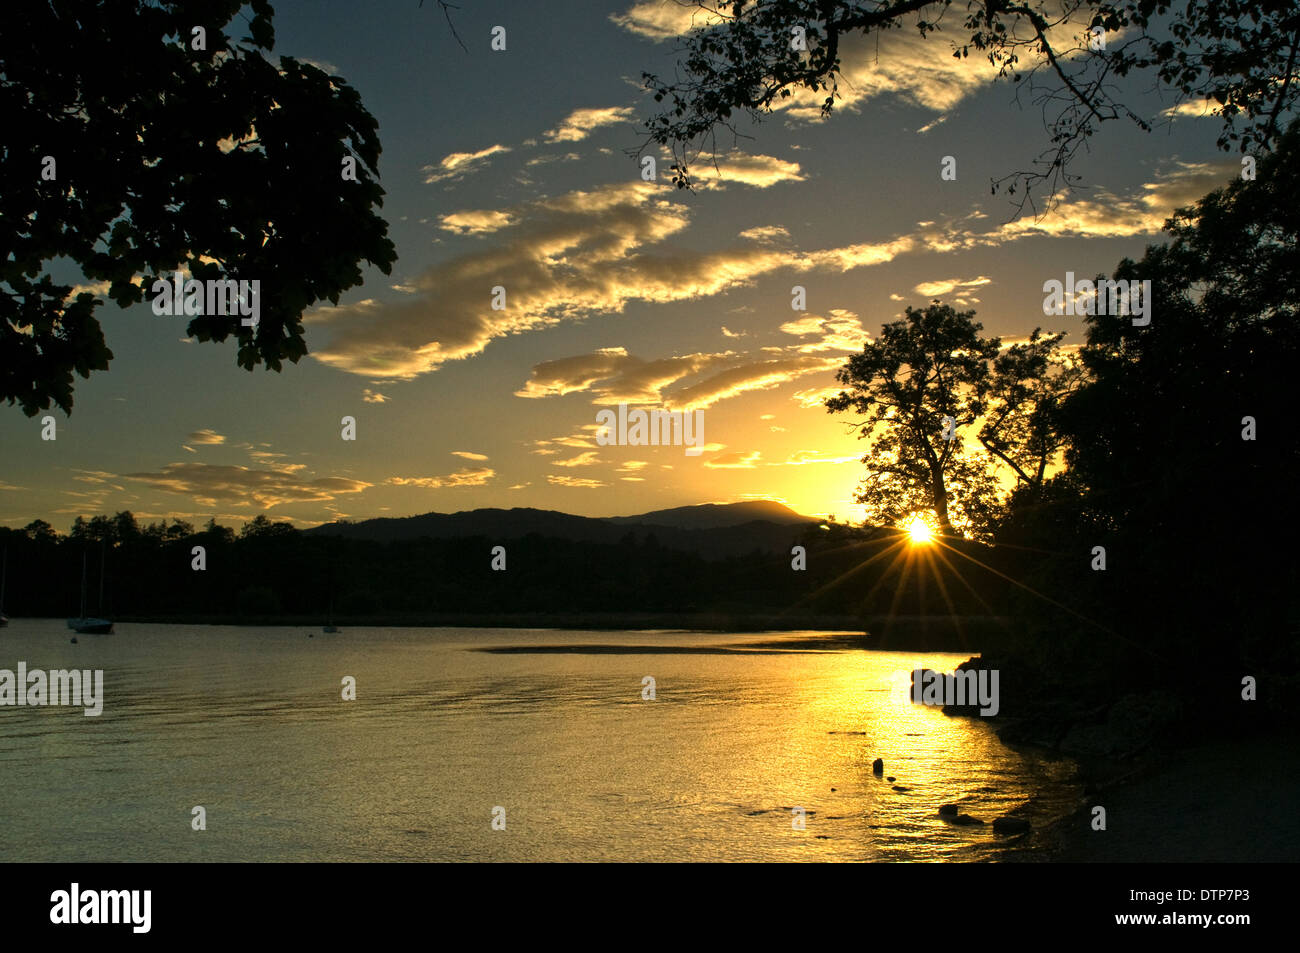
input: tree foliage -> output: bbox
[996,119,1300,708]
[641,0,1300,209]
[826,304,1078,539]
[1,0,397,415]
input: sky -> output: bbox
[1,0,1244,530]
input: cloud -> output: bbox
[362,388,389,403]
[309,180,923,379]
[312,153,1215,384]
[517,309,868,412]
[610,1,725,40]
[1160,98,1221,119]
[778,310,870,353]
[387,467,495,488]
[124,463,371,507]
[792,386,843,409]
[187,429,225,445]
[616,4,1088,121]
[300,58,338,75]
[544,106,635,143]
[438,209,517,235]
[451,451,489,461]
[62,280,112,299]
[782,450,861,465]
[695,153,805,189]
[670,356,843,409]
[422,144,512,185]
[994,161,1240,240]
[704,451,762,469]
[552,451,603,468]
[548,474,608,488]
[912,276,992,298]
[738,225,791,243]
[516,347,739,404]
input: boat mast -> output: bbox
[80,548,88,619]
[98,540,106,614]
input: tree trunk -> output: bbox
[932,474,956,538]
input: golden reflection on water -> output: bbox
[0,621,1079,862]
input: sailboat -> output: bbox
[67,544,113,635]
[0,546,8,627]
[322,543,340,633]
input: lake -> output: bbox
[0,621,1079,861]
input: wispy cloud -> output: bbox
[124,464,371,508]
[548,474,608,488]
[187,429,226,445]
[544,106,635,143]
[422,144,512,185]
[387,468,495,488]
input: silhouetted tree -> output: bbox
[826,303,1003,538]
[639,0,1300,209]
[2,0,397,415]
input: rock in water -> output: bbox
[886,776,896,782]
[872,758,884,775]
[953,814,984,826]
[993,816,1032,835]
[938,804,958,817]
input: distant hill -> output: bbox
[304,501,823,559]
[604,500,811,528]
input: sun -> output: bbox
[904,517,934,545]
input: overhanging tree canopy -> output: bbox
[1,0,398,416]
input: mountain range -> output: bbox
[306,500,822,559]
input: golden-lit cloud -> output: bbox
[614,3,1096,122]
[548,474,608,488]
[913,276,992,298]
[552,451,603,468]
[782,450,861,466]
[362,388,389,403]
[695,153,805,189]
[703,450,762,469]
[544,106,635,143]
[609,1,724,40]
[124,463,372,508]
[422,144,512,184]
[387,467,495,488]
[778,309,870,353]
[187,429,225,445]
[1160,98,1221,118]
[669,356,842,409]
[993,161,1240,240]
[738,225,791,243]
[451,451,489,461]
[438,209,517,235]
[308,182,919,380]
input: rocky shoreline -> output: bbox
[934,653,1300,862]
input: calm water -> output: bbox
[0,621,1079,861]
